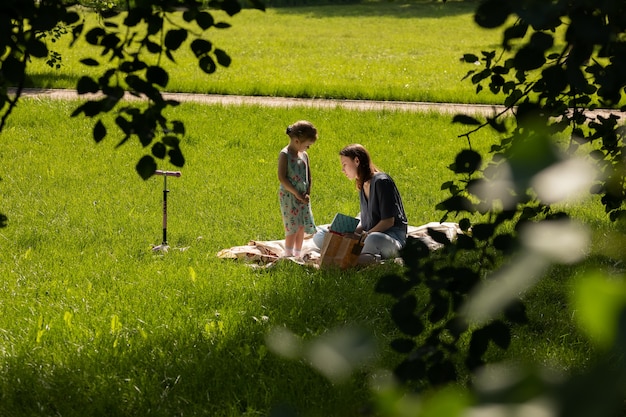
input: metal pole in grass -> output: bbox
[152,170,181,252]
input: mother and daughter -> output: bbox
[278,120,408,265]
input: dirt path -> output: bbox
[12,87,624,119]
[10,87,509,116]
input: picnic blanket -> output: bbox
[216,222,463,268]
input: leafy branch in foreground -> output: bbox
[376,0,626,414]
[0,0,265,180]
[69,0,264,179]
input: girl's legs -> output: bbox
[293,226,305,258]
[284,232,296,257]
[284,226,305,257]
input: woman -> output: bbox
[340,144,408,264]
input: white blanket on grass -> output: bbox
[216,222,463,268]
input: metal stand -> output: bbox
[151,170,181,252]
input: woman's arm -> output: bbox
[364,217,394,235]
[278,152,306,202]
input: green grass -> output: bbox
[0,97,611,416]
[25,1,506,104]
[3,2,621,414]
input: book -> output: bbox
[329,213,360,234]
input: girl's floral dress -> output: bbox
[279,147,316,236]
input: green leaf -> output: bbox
[454,149,482,173]
[199,56,217,74]
[191,39,213,58]
[168,148,185,167]
[375,274,411,297]
[390,338,415,353]
[196,12,215,30]
[214,48,231,67]
[152,142,166,159]
[462,53,479,63]
[27,37,48,58]
[474,0,511,28]
[77,76,99,94]
[391,295,424,336]
[514,46,546,71]
[80,58,99,67]
[573,271,626,349]
[93,120,106,143]
[2,55,25,83]
[146,66,169,87]
[452,114,482,125]
[164,29,188,51]
[85,27,106,45]
[136,155,157,180]
[162,136,180,147]
[436,196,474,213]
[217,0,242,17]
[471,223,495,241]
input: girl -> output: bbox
[278,120,318,258]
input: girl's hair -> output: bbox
[286,120,318,141]
[339,144,379,190]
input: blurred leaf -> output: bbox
[475,0,511,28]
[395,357,426,382]
[572,271,626,349]
[136,155,157,180]
[375,274,411,298]
[146,66,169,87]
[196,11,215,29]
[463,53,479,63]
[390,338,416,354]
[504,299,528,324]
[214,48,232,67]
[199,55,217,74]
[452,114,482,125]
[76,76,99,94]
[152,142,166,159]
[80,58,99,67]
[93,120,106,143]
[471,223,495,241]
[454,149,482,173]
[391,295,424,336]
[427,360,457,386]
[191,39,213,58]
[27,37,48,58]
[2,56,25,83]
[436,195,474,213]
[428,227,452,245]
[164,29,187,51]
[168,147,185,167]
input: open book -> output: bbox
[329,213,360,234]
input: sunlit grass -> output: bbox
[0,98,504,416]
[26,1,505,104]
[2,59,616,417]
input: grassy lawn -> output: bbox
[1,1,620,416]
[0,96,609,416]
[25,1,506,104]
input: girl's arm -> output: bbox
[305,151,312,195]
[278,152,306,202]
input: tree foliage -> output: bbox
[0,0,263,227]
[380,0,626,414]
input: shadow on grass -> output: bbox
[0,262,403,417]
